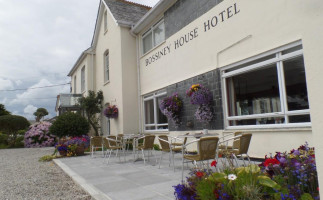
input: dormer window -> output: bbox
[142,19,165,54]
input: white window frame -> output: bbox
[142,19,165,55]
[81,66,85,93]
[143,90,168,132]
[221,41,311,129]
[104,52,109,83]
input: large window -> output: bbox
[81,66,85,92]
[142,19,165,54]
[222,41,310,128]
[104,52,109,82]
[143,90,168,131]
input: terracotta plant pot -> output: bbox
[59,150,67,156]
[75,145,85,156]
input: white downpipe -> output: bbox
[130,28,142,134]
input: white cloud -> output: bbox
[0,78,13,90]
[15,80,23,86]
[24,104,37,115]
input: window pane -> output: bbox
[105,54,109,82]
[225,54,275,73]
[157,125,168,130]
[282,45,302,55]
[145,126,155,130]
[143,31,152,54]
[157,96,167,124]
[289,115,310,123]
[283,56,309,111]
[144,99,154,124]
[153,21,165,46]
[229,117,284,126]
[227,64,281,116]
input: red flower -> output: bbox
[263,158,280,167]
[196,171,204,178]
[211,160,217,167]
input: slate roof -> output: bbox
[104,0,151,26]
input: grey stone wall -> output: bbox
[166,69,224,131]
[164,0,223,39]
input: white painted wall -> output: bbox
[138,0,322,158]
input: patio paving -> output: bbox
[54,150,256,200]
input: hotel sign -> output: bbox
[145,3,240,66]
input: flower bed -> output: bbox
[174,143,319,200]
[55,135,90,157]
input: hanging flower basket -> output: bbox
[104,105,119,118]
[159,92,183,127]
[186,84,212,105]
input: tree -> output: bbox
[0,115,30,146]
[33,108,49,122]
[78,90,103,136]
[49,112,89,138]
[0,104,11,116]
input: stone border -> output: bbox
[53,159,112,200]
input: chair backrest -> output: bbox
[103,137,109,148]
[117,134,124,141]
[232,132,243,149]
[143,135,155,149]
[183,132,189,145]
[238,134,252,154]
[158,135,170,151]
[107,135,117,147]
[91,136,103,147]
[198,137,219,160]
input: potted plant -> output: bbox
[159,92,183,127]
[104,105,119,119]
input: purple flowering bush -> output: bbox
[159,93,183,126]
[24,122,56,148]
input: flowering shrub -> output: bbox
[104,105,118,118]
[174,143,319,200]
[186,84,212,105]
[195,104,213,124]
[24,122,56,148]
[260,142,318,199]
[64,135,90,148]
[159,93,183,126]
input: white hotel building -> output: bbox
[56,0,323,191]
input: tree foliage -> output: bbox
[33,108,49,122]
[0,104,11,116]
[78,90,103,136]
[0,115,30,146]
[49,112,89,138]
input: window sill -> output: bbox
[224,124,311,133]
[144,130,169,134]
[140,40,166,59]
[103,80,110,86]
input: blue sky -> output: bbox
[0,0,159,120]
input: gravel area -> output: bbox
[0,147,94,200]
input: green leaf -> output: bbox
[300,193,314,200]
[258,176,281,190]
[208,172,227,182]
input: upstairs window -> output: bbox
[142,19,165,54]
[104,10,108,31]
[222,41,310,128]
[74,76,77,94]
[143,90,168,131]
[81,66,85,92]
[104,52,109,83]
